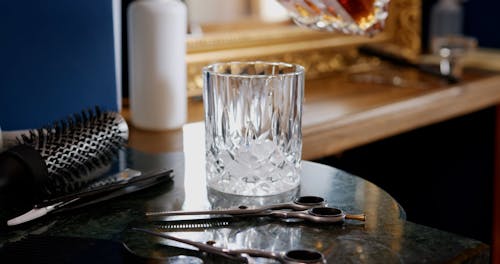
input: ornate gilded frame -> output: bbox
[186,0,421,97]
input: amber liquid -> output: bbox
[280,0,388,34]
[338,0,376,24]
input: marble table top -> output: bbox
[0,149,489,263]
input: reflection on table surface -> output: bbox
[124,147,407,263]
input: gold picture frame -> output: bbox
[186,0,421,97]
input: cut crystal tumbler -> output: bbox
[203,62,304,196]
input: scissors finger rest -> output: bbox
[265,207,366,223]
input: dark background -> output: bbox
[316,107,496,244]
[421,0,500,51]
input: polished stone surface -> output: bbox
[0,149,489,263]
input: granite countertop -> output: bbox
[0,150,490,263]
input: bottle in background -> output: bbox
[429,0,477,78]
[429,0,463,44]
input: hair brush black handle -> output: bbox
[0,108,128,220]
[0,145,48,215]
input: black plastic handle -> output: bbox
[0,145,48,214]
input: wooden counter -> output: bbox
[302,69,500,159]
[128,67,500,161]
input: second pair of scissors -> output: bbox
[146,195,365,224]
[146,195,327,217]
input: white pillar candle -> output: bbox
[128,0,187,130]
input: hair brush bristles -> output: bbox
[17,107,129,197]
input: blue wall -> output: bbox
[0,0,118,130]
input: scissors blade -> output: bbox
[58,173,173,212]
[7,198,79,226]
[56,170,174,212]
[146,208,255,217]
[38,168,172,207]
[146,195,327,217]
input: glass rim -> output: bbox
[203,61,305,78]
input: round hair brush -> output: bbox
[0,108,128,214]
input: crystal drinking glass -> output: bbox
[277,0,391,35]
[203,62,304,196]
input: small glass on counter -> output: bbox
[203,62,304,196]
[431,35,477,78]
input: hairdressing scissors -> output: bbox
[133,228,327,264]
[146,195,327,217]
[153,206,364,225]
[241,206,365,224]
